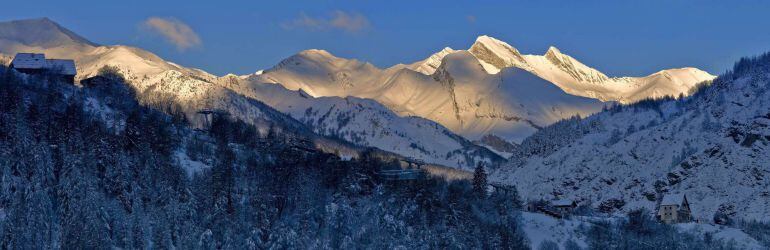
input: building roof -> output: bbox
[45,59,77,75]
[10,53,76,76]
[661,193,687,206]
[553,199,575,207]
[10,53,46,69]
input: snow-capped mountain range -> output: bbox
[0,18,715,170]
[251,35,715,143]
[0,18,501,170]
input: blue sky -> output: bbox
[3,0,770,76]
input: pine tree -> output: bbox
[473,162,487,197]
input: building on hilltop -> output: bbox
[9,53,76,84]
[657,193,693,224]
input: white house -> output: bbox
[10,53,76,83]
[658,193,692,224]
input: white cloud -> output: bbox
[282,11,371,33]
[142,17,202,51]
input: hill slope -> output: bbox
[494,54,770,221]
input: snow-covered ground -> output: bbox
[174,150,210,178]
[519,212,590,249]
[495,58,770,222]
[676,223,765,249]
[520,211,766,249]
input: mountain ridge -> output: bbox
[0,18,502,170]
[249,34,714,143]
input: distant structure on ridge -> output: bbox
[9,53,77,84]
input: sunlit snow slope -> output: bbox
[251,35,714,143]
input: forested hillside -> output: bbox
[0,66,529,249]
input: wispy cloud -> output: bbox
[282,11,371,33]
[142,17,202,51]
[466,15,477,24]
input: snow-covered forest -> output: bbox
[1,60,767,249]
[0,66,533,248]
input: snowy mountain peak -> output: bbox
[268,48,364,77]
[0,18,97,49]
[472,35,514,50]
[469,35,530,73]
[544,46,562,57]
[282,49,374,70]
[290,49,346,65]
[409,47,457,75]
[298,48,334,57]
[432,51,488,82]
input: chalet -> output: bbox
[9,53,76,84]
[553,199,577,215]
[658,193,693,224]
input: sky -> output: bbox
[2,0,770,76]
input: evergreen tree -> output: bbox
[473,162,487,197]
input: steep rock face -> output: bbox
[494,55,770,221]
[542,46,609,84]
[468,35,531,73]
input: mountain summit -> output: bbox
[0,18,97,50]
[468,35,531,73]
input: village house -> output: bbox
[553,199,577,215]
[9,53,76,84]
[658,193,693,224]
